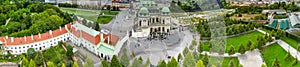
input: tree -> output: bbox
[0,13,6,25]
[21,57,29,67]
[228,45,235,55]
[250,43,256,51]
[297,45,300,51]
[138,56,143,62]
[189,40,197,50]
[183,52,196,67]
[177,53,182,62]
[202,54,209,66]
[61,63,66,67]
[95,23,100,31]
[158,60,167,67]
[101,60,109,67]
[284,53,292,61]
[229,60,235,67]
[238,45,246,54]
[261,64,267,67]
[47,61,55,67]
[120,50,129,67]
[111,55,122,67]
[195,60,205,67]
[130,58,142,67]
[66,46,74,58]
[272,58,280,67]
[211,65,217,67]
[29,59,36,67]
[247,41,252,50]
[27,48,35,59]
[34,51,44,65]
[144,58,151,67]
[82,19,87,25]
[168,57,178,67]
[183,47,190,56]
[73,61,79,67]
[84,56,94,67]
[197,43,204,53]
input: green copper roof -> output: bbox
[150,1,156,5]
[161,7,170,13]
[139,7,149,13]
[141,1,156,5]
[97,45,114,55]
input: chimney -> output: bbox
[11,37,14,42]
[31,35,33,40]
[24,36,26,41]
[108,35,110,44]
[38,33,41,39]
[60,26,62,31]
[65,25,68,30]
[50,30,52,35]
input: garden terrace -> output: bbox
[202,30,265,52]
[261,43,300,67]
[97,16,114,24]
[60,8,99,22]
[198,54,240,67]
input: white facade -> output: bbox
[4,33,69,55]
[1,22,116,60]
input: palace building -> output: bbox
[131,0,172,38]
[0,21,119,60]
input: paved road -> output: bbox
[100,9,134,38]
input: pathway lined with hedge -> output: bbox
[277,40,300,61]
[257,29,300,61]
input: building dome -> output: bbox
[161,7,170,13]
[139,7,149,14]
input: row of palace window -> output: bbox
[7,34,69,54]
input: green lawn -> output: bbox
[206,57,239,67]
[221,57,239,67]
[202,30,264,52]
[97,16,114,24]
[226,31,264,52]
[60,8,99,22]
[282,37,300,51]
[100,10,119,15]
[261,43,300,67]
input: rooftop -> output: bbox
[0,23,72,46]
[161,7,170,13]
[72,21,100,37]
[139,7,149,14]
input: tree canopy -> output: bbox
[195,60,205,67]
[111,55,122,67]
[168,57,179,67]
[101,60,109,67]
[183,52,196,67]
[0,1,72,37]
[84,56,94,67]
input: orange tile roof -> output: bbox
[2,26,69,46]
[103,34,119,46]
[0,22,119,47]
